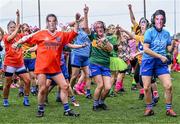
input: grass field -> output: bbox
[0,72,180,124]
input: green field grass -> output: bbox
[0,72,180,124]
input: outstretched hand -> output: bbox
[84,4,89,14]
[115,25,121,36]
[75,13,81,22]
[128,4,132,9]
[16,9,20,16]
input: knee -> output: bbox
[121,74,125,79]
[97,82,103,89]
[31,76,36,81]
[104,85,111,92]
[4,82,11,88]
[24,77,31,84]
[61,83,69,91]
[84,74,89,80]
[165,83,172,91]
[143,85,151,92]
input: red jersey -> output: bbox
[3,33,24,67]
[28,30,77,74]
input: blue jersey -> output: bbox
[71,28,91,57]
[142,27,171,59]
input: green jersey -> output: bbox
[89,33,112,68]
[106,35,118,57]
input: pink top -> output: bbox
[128,39,136,57]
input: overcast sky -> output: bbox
[0,0,180,35]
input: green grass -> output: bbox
[0,72,180,124]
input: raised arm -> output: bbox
[118,26,135,39]
[16,9,20,25]
[7,24,21,42]
[128,4,136,26]
[83,4,90,34]
[73,13,81,33]
[7,9,21,42]
[67,17,84,27]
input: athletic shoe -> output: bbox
[74,84,84,96]
[23,99,30,106]
[3,100,9,107]
[72,101,80,107]
[36,111,44,117]
[144,109,154,116]
[139,94,144,100]
[80,89,86,95]
[75,90,84,95]
[18,92,24,97]
[166,109,177,117]
[119,88,125,92]
[99,103,108,110]
[131,85,137,91]
[64,109,80,117]
[31,91,37,96]
[86,94,92,99]
[80,82,86,88]
[92,105,99,111]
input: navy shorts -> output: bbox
[61,64,69,79]
[24,58,36,71]
[46,72,62,79]
[0,62,2,69]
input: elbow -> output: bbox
[104,45,113,52]
[108,45,113,52]
[143,47,149,54]
[167,49,172,53]
[167,46,172,53]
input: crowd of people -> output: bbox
[0,4,180,118]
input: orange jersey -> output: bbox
[27,30,77,74]
[3,33,24,67]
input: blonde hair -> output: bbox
[0,27,4,36]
